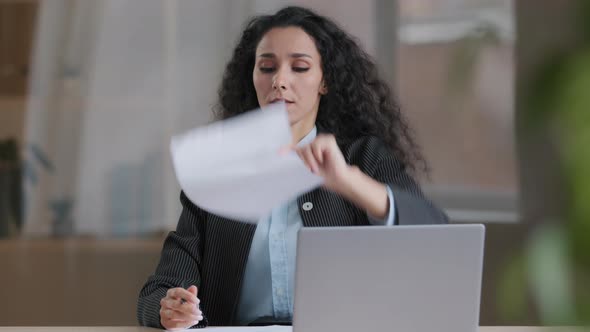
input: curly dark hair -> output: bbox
[214,6,426,173]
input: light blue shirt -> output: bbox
[235,127,396,325]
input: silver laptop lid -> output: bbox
[293,224,485,332]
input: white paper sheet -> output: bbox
[170,102,323,221]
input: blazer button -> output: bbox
[302,202,313,211]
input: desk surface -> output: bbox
[0,327,580,332]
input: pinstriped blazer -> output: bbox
[137,134,448,328]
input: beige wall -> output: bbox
[0,98,26,145]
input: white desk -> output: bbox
[0,327,580,332]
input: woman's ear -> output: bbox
[319,80,328,95]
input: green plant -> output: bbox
[508,1,590,325]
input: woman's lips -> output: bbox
[270,98,294,104]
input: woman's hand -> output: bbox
[287,133,389,219]
[159,285,203,330]
[292,133,353,193]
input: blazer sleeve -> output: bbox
[368,138,449,225]
[137,191,209,329]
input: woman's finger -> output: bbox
[166,287,199,305]
[295,147,309,169]
[300,145,319,174]
[160,306,202,324]
[278,143,296,155]
[310,140,324,164]
[160,298,201,316]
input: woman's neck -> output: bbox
[291,122,315,144]
[290,107,319,144]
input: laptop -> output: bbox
[292,224,485,332]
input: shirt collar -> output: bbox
[296,126,317,147]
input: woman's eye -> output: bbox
[259,67,275,73]
[293,67,309,73]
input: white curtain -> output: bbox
[22,0,376,237]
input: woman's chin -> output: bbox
[287,109,300,124]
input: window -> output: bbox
[395,0,518,222]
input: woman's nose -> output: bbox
[272,72,287,90]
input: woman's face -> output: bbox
[253,27,326,130]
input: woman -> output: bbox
[138,6,447,329]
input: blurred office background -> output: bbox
[0,0,588,327]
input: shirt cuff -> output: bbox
[368,185,396,226]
